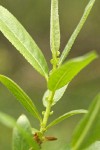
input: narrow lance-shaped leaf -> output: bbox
[46,109,87,129]
[50,0,60,55]
[71,93,100,150]
[43,85,68,107]
[0,75,42,122]
[48,51,98,91]
[59,0,96,65]
[0,6,48,79]
[0,112,40,150]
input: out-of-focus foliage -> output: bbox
[0,0,100,150]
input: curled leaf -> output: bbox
[43,85,68,107]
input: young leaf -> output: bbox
[0,112,40,150]
[43,85,68,107]
[59,0,96,65]
[50,0,60,55]
[48,51,98,91]
[12,115,32,150]
[0,75,42,122]
[71,93,100,150]
[46,109,87,129]
[0,6,48,79]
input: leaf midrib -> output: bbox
[0,14,47,78]
[0,75,41,122]
[50,63,76,91]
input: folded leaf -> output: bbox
[71,93,100,150]
[48,51,98,91]
[12,115,32,150]
[59,0,96,65]
[0,75,42,122]
[0,6,48,79]
[46,109,87,129]
[43,85,68,107]
[50,0,60,55]
[0,112,40,150]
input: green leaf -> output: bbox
[59,0,96,65]
[43,85,68,107]
[50,0,60,55]
[71,93,100,150]
[0,6,48,79]
[12,115,32,150]
[48,51,98,91]
[46,109,87,129]
[84,141,100,150]
[0,75,42,122]
[0,112,40,150]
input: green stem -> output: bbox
[40,91,55,134]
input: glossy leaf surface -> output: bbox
[0,6,48,79]
[48,51,98,91]
[0,75,42,121]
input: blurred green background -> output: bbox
[0,0,100,149]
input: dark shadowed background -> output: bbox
[0,0,100,149]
